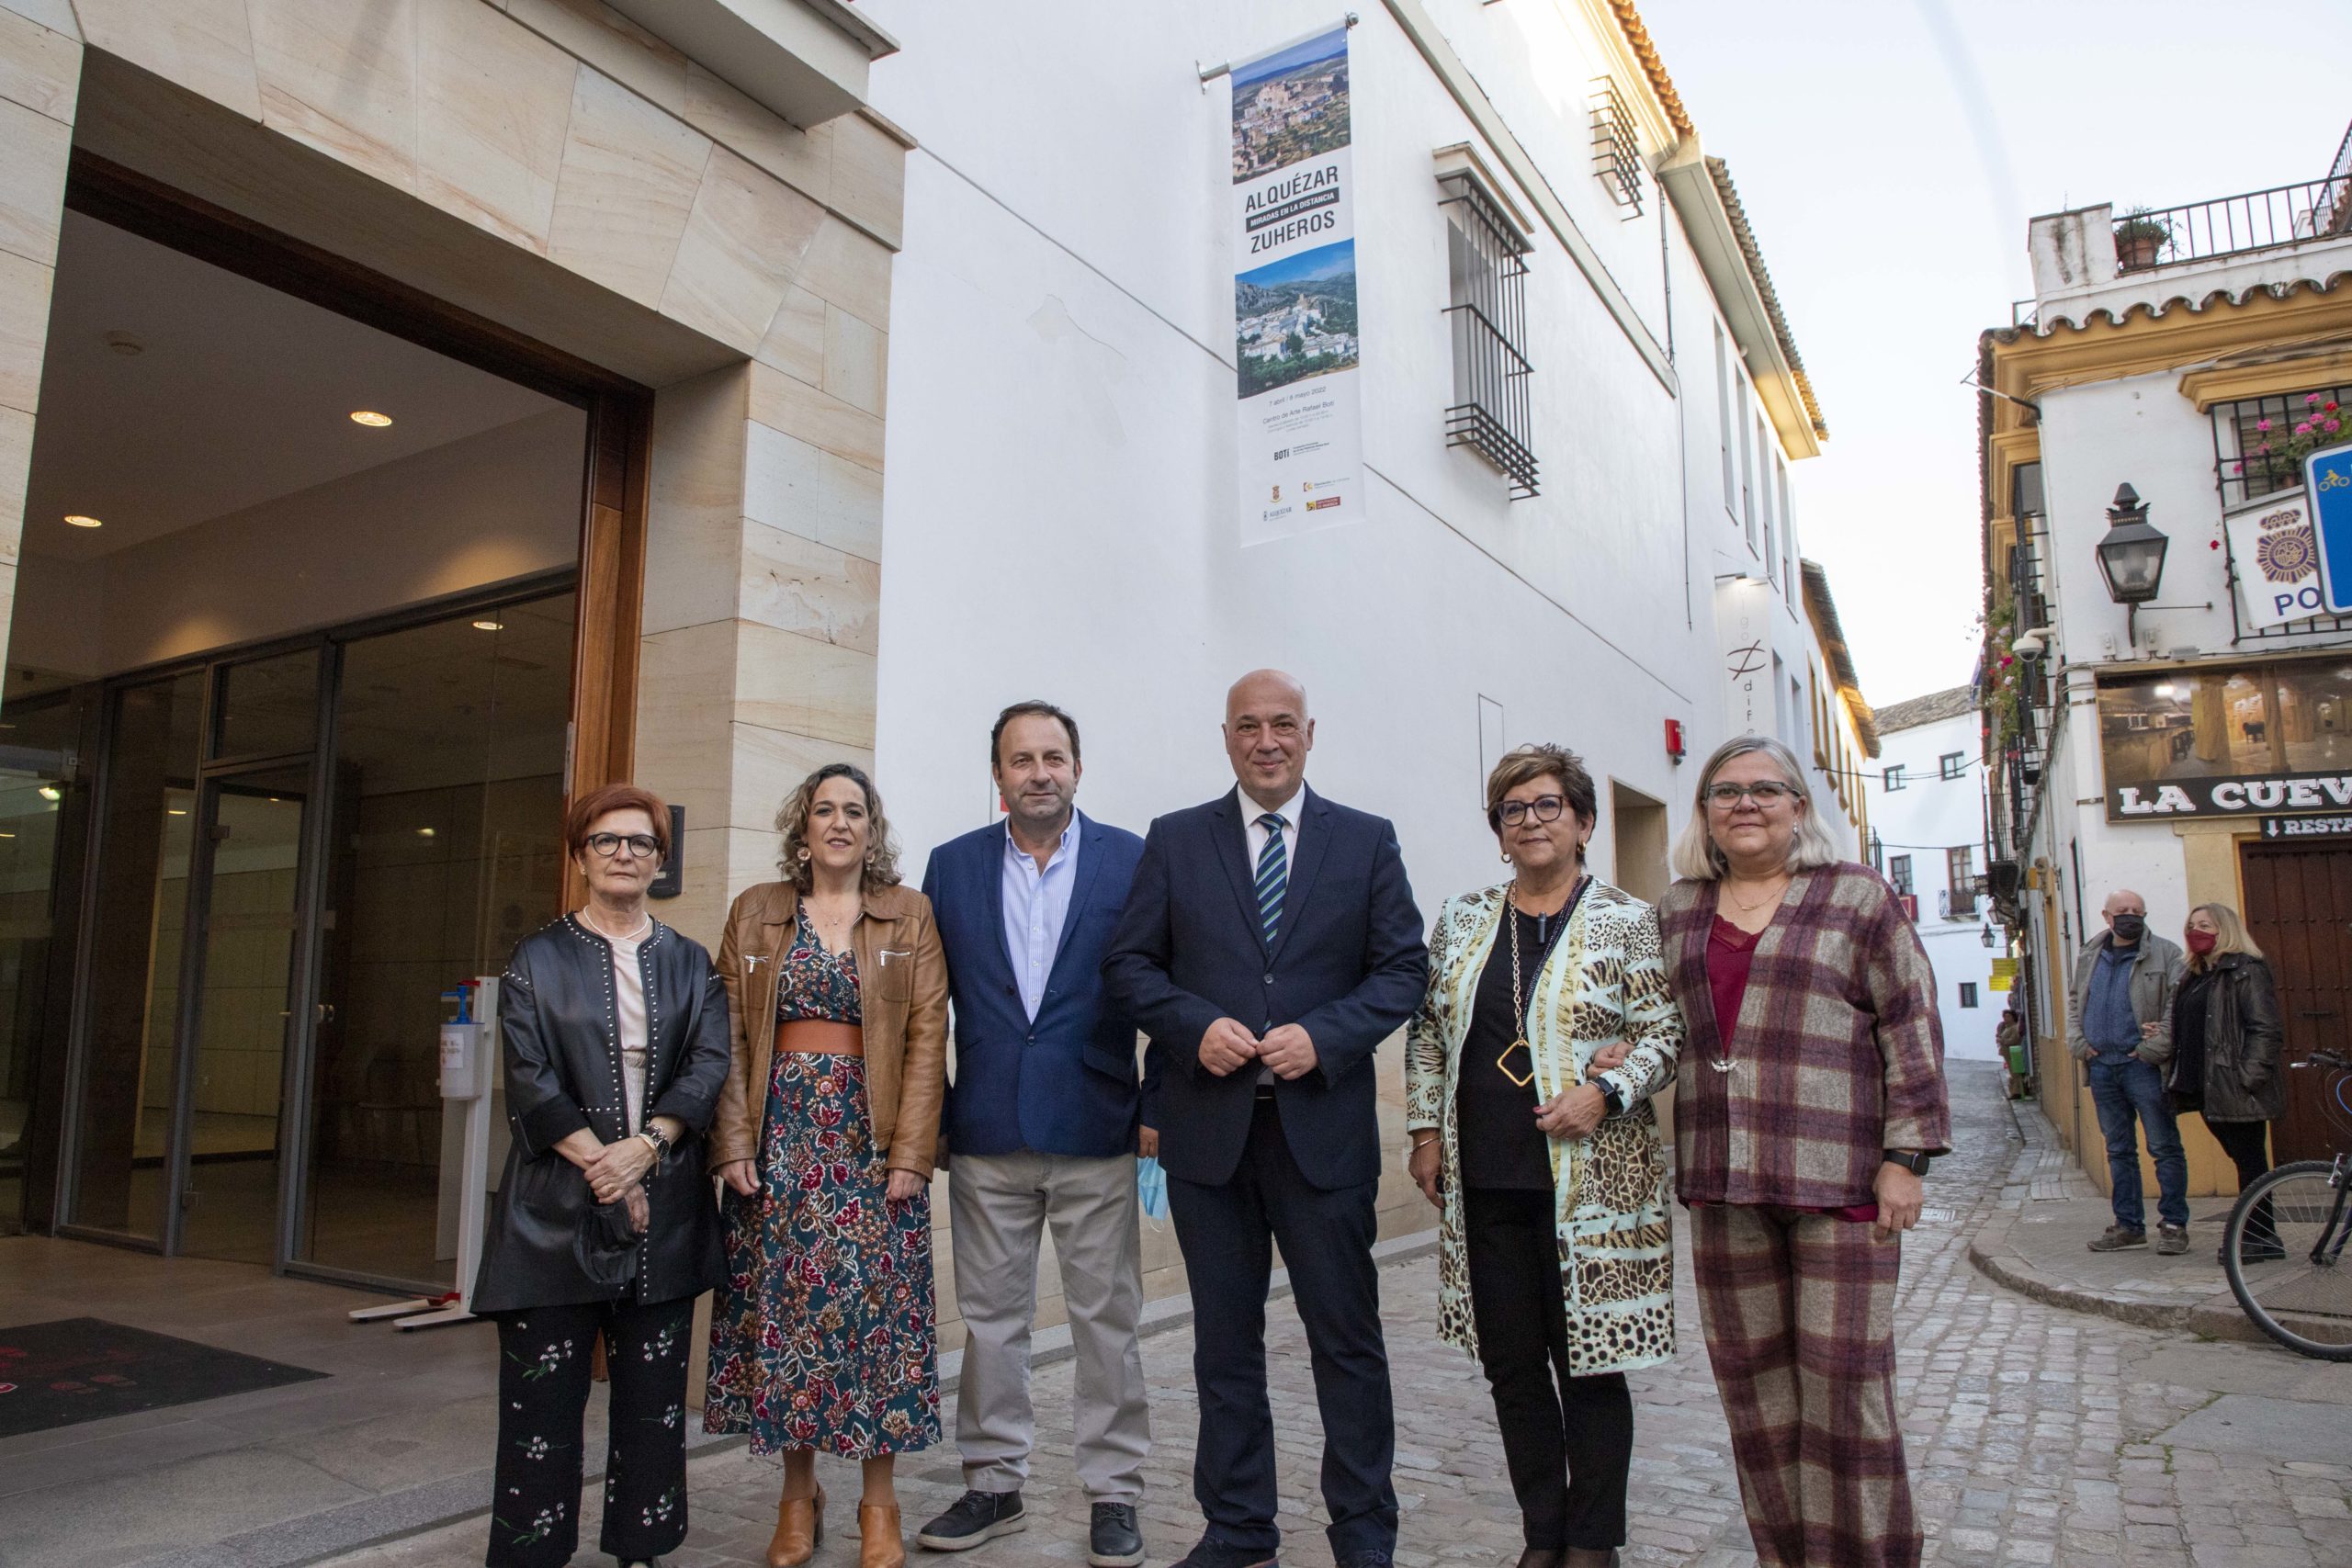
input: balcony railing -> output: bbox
[2114,174,2352,273]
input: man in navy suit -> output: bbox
[917,702,1151,1568]
[1104,670,1427,1568]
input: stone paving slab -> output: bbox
[299,1064,2352,1568]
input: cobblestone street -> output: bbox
[327,1065,2352,1568]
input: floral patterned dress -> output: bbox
[702,908,941,1457]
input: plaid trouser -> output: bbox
[1689,1204,1920,1568]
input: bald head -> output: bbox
[1227,668,1308,722]
[1223,669,1315,810]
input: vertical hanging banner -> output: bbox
[1232,21,1362,545]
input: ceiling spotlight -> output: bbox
[104,331,144,356]
[418,826,436,837]
[167,807,187,816]
[472,619,503,632]
[63,513,102,528]
[349,411,393,427]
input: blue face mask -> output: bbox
[1136,1156,1169,1222]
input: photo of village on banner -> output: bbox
[1231,20,1363,546]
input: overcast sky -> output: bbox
[1641,0,2352,711]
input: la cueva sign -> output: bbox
[2097,660,2352,822]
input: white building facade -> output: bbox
[1981,125,2352,1187]
[858,0,1872,915]
[1866,689,2001,1060]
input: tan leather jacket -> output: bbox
[708,879,949,1179]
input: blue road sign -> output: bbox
[2311,441,2352,611]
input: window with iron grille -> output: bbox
[1736,378,1756,550]
[1883,764,1906,792]
[2212,383,2352,510]
[1714,323,1736,516]
[1777,457,1795,604]
[1888,854,1913,895]
[1441,170,1537,499]
[1959,982,1980,1009]
[1589,76,1644,217]
[1940,750,1965,780]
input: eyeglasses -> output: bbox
[1497,795,1568,826]
[584,832,662,860]
[1703,781,1795,809]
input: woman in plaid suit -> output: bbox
[1656,737,1949,1568]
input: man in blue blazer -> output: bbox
[917,702,1151,1568]
[1104,671,1427,1568]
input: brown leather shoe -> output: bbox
[766,1483,823,1568]
[857,1501,906,1568]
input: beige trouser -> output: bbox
[947,1149,1149,1500]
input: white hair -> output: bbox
[1668,735,1845,881]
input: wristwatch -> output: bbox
[1883,1148,1930,1176]
[638,1126,672,1161]
[1599,1081,1625,1118]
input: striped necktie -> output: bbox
[1253,812,1287,946]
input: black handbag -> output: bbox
[573,1198,642,1288]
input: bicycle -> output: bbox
[2222,1047,2352,1360]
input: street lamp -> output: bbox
[1981,919,1997,949]
[2094,482,2168,647]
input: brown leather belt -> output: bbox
[774,1019,864,1057]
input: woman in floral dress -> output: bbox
[704,762,949,1568]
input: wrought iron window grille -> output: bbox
[1589,76,1644,218]
[1440,170,1538,500]
[2211,384,2352,643]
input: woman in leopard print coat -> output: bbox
[1405,745,1682,1568]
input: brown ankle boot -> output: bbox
[857,1500,905,1568]
[766,1483,823,1568]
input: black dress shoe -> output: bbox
[1513,1551,1566,1568]
[915,1489,1024,1551]
[1335,1551,1394,1568]
[1170,1540,1279,1568]
[1089,1501,1145,1567]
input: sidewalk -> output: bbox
[1965,1103,2278,1346]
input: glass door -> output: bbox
[63,672,204,1241]
[174,764,309,1263]
[294,592,574,1288]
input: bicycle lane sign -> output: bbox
[2309,440,2352,611]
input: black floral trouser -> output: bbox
[487,1295,696,1568]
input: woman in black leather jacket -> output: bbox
[470,783,731,1568]
[2168,901,2286,1263]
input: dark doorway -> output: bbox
[2237,841,2352,1163]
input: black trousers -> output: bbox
[2209,1120,2278,1247]
[1464,1187,1633,1551]
[1166,1093,1397,1560]
[487,1294,697,1568]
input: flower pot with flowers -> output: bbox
[2113,209,2170,269]
[2232,391,2348,491]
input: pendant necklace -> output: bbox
[1710,874,1783,1074]
[1502,876,1585,1089]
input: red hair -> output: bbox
[564,783,672,861]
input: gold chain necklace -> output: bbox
[1722,873,1790,915]
[1500,877,1584,1089]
